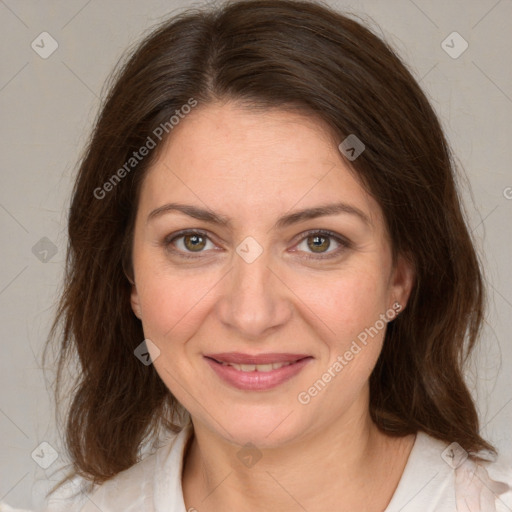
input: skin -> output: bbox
[130,101,416,512]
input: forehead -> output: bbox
[138,101,382,230]
[156,103,337,177]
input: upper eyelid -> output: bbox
[166,229,346,244]
[166,229,350,255]
[292,231,350,256]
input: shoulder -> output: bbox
[42,425,192,512]
[461,455,512,512]
[0,505,33,512]
[386,431,512,512]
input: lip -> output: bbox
[204,353,313,391]
[204,352,311,364]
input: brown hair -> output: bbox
[43,0,494,497]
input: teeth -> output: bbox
[242,364,258,371]
[223,361,294,372]
[272,362,292,370]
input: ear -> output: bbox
[130,284,142,319]
[389,253,415,312]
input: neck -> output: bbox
[182,401,415,512]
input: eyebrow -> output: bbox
[147,201,371,228]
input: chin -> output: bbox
[212,402,309,449]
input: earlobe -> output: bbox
[391,254,415,312]
[130,285,142,319]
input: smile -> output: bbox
[204,353,313,391]
[216,361,295,372]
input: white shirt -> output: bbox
[3,425,511,512]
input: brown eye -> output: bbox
[294,230,351,260]
[164,230,214,258]
[182,233,207,252]
[307,234,331,253]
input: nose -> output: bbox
[216,246,292,340]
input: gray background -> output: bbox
[1,0,511,509]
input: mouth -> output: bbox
[204,353,313,391]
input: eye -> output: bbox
[163,229,351,261]
[293,230,351,259]
[164,230,216,259]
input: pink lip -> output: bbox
[204,354,313,391]
[205,352,310,364]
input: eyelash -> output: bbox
[163,229,351,261]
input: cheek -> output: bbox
[297,264,390,343]
[310,274,390,401]
[135,266,216,397]
[136,261,217,344]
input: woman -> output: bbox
[7,0,511,510]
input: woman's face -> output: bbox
[130,101,413,448]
